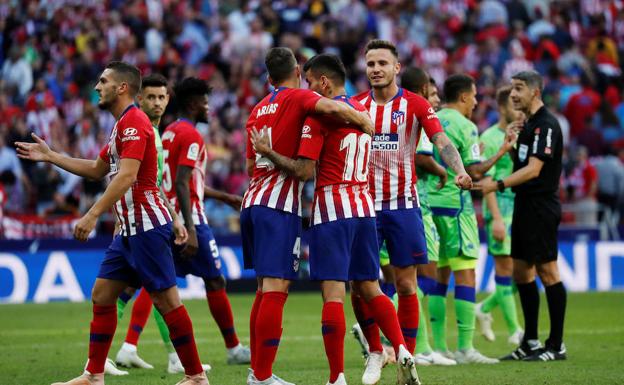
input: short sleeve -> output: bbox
[297,116,324,161]
[412,95,443,140]
[99,144,110,163]
[297,89,322,114]
[530,124,559,161]
[460,122,481,165]
[175,129,202,168]
[416,128,434,155]
[118,120,149,161]
[245,110,257,160]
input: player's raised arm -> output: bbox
[16,133,109,180]
[250,126,316,181]
[463,128,517,180]
[74,157,140,241]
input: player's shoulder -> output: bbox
[480,125,499,140]
[121,106,151,128]
[347,97,367,112]
[353,90,370,103]
[402,89,428,104]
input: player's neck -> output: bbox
[150,118,161,128]
[372,82,399,104]
[446,102,469,118]
[527,99,544,118]
[274,78,299,90]
[111,99,135,120]
[327,87,347,99]
[178,112,196,125]
[498,119,508,131]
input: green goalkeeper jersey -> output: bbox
[416,128,434,215]
[426,108,481,210]
[480,123,515,219]
[153,124,164,187]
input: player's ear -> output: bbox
[395,60,401,75]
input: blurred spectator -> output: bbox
[564,73,602,138]
[2,46,33,103]
[565,146,599,225]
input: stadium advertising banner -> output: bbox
[1,240,623,304]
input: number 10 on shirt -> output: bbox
[340,132,370,182]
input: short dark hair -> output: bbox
[443,74,475,103]
[495,85,512,107]
[365,39,398,58]
[173,77,211,111]
[141,73,168,90]
[265,47,297,84]
[105,61,141,96]
[302,54,346,86]
[401,67,429,94]
[511,70,543,93]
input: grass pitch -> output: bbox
[1,292,622,385]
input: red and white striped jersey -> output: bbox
[354,88,443,211]
[297,95,375,225]
[161,119,208,225]
[99,105,172,236]
[243,87,321,216]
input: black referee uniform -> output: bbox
[509,105,567,359]
[511,107,562,263]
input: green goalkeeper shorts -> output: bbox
[484,195,514,256]
[422,211,439,263]
[432,207,479,271]
[379,242,390,267]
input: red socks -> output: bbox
[254,291,288,381]
[125,289,153,346]
[398,294,419,354]
[368,294,406,355]
[163,305,203,375]
[322,301,345,383]
[207,288,240,348]
[350,292,383,353]
[86,304,117,374]
[249,290,263,370]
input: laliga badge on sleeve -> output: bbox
[519,144,528,162]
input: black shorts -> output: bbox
[511,194,561,265]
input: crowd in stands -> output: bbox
[1,0,624,237]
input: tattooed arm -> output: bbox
[431,132,473,189]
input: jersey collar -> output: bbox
[333,94,355,108]
[269,86,288,102]
[119,103,136,120]
[369,87,403,104]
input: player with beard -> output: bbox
[161,77,251,367]
[17,61,208,385]
[351,40,472,384]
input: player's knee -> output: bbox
[204,276,226,291]
[394,276,416,295]
[536,264,560,286]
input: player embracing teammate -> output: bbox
[251,53,421,385]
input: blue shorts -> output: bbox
[172,224,222,280]
[98,223,176,292]
[241,206,301,280]
[376,208,428,267]
[309,217,380,282]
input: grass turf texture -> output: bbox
[1,292,622,385]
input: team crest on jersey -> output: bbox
[392,110,405,125]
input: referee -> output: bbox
[479,70,566,362]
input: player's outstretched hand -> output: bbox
[15,133,53,162]
[73,212,97,242]
[471,179,497,194]
[172,217,188,245]
[358,111,375,136]
[251,126,271,156]
[503,125,519,152]
[454,172,473,190]
[180,227,199,259]
[223,194,243,210]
